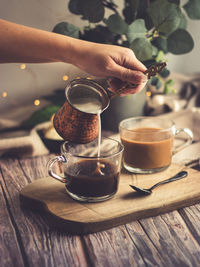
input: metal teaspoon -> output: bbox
[129,170,188,195]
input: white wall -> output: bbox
[0,0,200,121]
[167,18,200,74]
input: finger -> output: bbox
[122,51,147,72]
[119,82,147,96]
[108,64,148,85]
[122,69,147,84]
[107,77,147,95]
[107,78,125,92]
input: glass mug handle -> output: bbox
[173,128,193,155]
[47,155,67,183]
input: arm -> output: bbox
[0,19,147,94]
[0,19,78,64]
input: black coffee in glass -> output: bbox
[64,159,119,199]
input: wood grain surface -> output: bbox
[20,163,200,234]
[1,156,200,267]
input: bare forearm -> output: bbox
[0,19,147,95]
[0,19,82,64]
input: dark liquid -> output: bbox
[121,127,173,169]
[64,160,119,197]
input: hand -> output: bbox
[72,42,148,95]
[0,19,147,96]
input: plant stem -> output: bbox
[146,0,150,7]
[146,27,159,41]
[101,0,118,13]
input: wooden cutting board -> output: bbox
[20,163,200,234]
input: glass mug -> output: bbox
[119,117,193,174]
[47,137,124,202]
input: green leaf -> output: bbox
[167,28,194,54]
[123,0,139,24]
[137,0,149,18]
[152,37,168,54]
[126,19,147,43]
[152,45,158,57]
[168,0,180,4]
[178,12,187,29]
[68,0,82,15]
[42,89,66,106]
[22,105,61,128]
[147,0,182,33]
[52,22,80,38]
[163,80,175,94]
[80,0,104,23]
[106,14,128,35]
[163,84,171,94]
[143,59,157,68]
[130,38,153,61]
[151,77,162,89]
[81,26,115,44]
[183,0,200,19]
[159,68,170,78]
[155,50,165,62]
[151,77,159,86]
[156,79,162,89]
[166,79,175,86]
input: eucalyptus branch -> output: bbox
[101,0,118,13]
[52,0,197,94]
[146,27,159,41]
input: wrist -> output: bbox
[56,35,89,66]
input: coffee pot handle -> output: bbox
[173,128,193,155]
[108,83,137,99]
[47,155,67,183]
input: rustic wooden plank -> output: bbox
[179,204,200,243]
[18,155,53,181]
[160,210,200,265]
[0,157,89,267]
[18,155,200,266]
[19,152,168,267]
[2,154,200,267]
[0,167,25,267]
[20,155,154,267]
[82,221,172,267]
[132,211,200,266]
[124,222,165,267]
[83,225,150,267]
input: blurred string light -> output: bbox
[34,99,40,106]
[2,67,98,108]
[62,75,69,81]
[20,64,41,107]
[1,90,18,106]
[146,91,151,97]
[20,64,26,70]
[3,65,96,107]
[2,91,8,98]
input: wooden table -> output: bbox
[1,154,200,267]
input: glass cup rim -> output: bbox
[119,116,176,133]
[61,136,124,159]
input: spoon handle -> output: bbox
[150,171,188,190]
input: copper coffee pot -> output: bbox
[53,78,112,143]
[53,63,167,144]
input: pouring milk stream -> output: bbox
[71,96,102,157]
